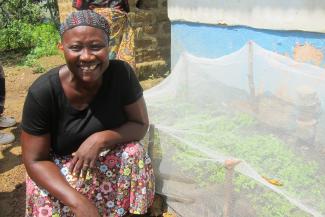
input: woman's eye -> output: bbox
[90,45,104,51]
[70,45,82,51]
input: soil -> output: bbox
[0,55,164,217]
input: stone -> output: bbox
[143,25,158,35]
[135,39,155,49]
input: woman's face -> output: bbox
[60,26,109,83]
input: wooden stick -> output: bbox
[223,159,241,217]
[148,124,155,156]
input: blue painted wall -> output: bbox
[171,22,325,69]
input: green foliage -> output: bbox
[0,20,60,68]
[32,64,46,74]
[0,0,44,28]
[0,20,34,52]
[0,0,60,70]
[32,23,60,56]
[24,23,60,66]
[43,0,60,28]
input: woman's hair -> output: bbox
[60,10,110,38]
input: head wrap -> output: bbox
[60,10,110,37]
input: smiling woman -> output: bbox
[59,26,110,90]
[21,10,154,217]
[72,0,136,69]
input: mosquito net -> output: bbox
[143,42,325,217]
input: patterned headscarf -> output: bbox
[60,10,110,37]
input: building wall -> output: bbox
[168,0,325,33]
[169,0,325,70]
[171,22,325,69]
[129,0,170,80]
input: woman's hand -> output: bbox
[69,97,149,178]
[69,132,113,178]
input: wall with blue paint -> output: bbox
[171,22,325,69]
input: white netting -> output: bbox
[143,42,325,217]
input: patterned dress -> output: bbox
[25,142,155,217]
[94,7,135,70]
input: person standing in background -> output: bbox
[0,64,16,145]
[72,0,137,70]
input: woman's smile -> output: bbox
[79,63,99,72]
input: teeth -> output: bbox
[80,64,97,71]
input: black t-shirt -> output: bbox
[21,60,142,155]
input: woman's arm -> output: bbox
[21,131,100,217]
[99,96,149,145]
[69,96,149,174]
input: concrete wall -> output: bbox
[169,0,325,70]
[168,0,325,33]
[171,22,325,70]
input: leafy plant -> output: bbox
[0,20,34,52]
[0,0,60,67]
[0,0,44,28]
[32,63,46,74]
[24,23,60,66]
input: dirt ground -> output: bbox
[0,55,164,217]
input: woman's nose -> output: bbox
[80,48,95,61]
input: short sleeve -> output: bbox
[121,62,143,105]
[21,91,52,135]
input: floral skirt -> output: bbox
[94,8,136,70]
[25,142,155,217]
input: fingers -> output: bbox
[71,158,92,180]
[79,164,89,180]
[69,153,89,178]
[69,154,78,173]
[68,148,99,180]
[89,159,96,170]
[82,159,97,180]
[72,158,84,177]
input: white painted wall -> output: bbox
[168,0,325,33]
